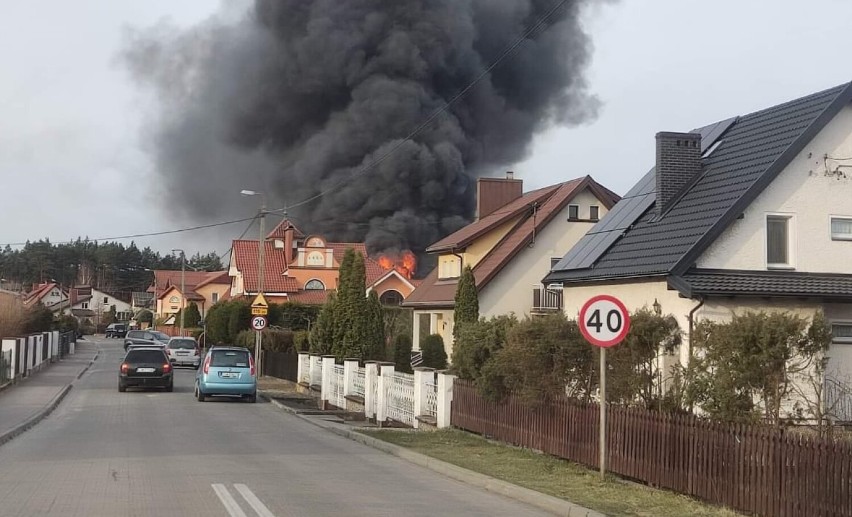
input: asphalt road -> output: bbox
[0,338,548,517]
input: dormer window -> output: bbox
[568,205,579,220]
[766,214,794,269]
[306,251,325,267]
[590,206,600,221]
[305,279,325,290]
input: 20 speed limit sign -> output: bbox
[579,295,631,348]
[251,316,267,331]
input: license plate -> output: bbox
[177,352,188,355]
[220,372,238,378]
[137,368,155,373]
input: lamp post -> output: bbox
[241,189,266,375]
[172,249,186,336]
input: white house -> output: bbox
[403,173,620,358]
[67,286,134,323]
[546,82,852,397]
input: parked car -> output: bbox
[167,337,201,368]
[105,323,128,338]
[118,347,173,392]
[124,330,170,351]
[195,347,256,403]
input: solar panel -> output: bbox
[693,116,737,153]
[553,168,656,271]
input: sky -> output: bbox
[1,0,851,258]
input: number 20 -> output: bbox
[586,308,622,333]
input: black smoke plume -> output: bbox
[123,0,602,265]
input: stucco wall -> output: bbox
[699,104,852,273]
[287,268,339,290]
[462,215,522,268]
[480,189,609,319]
[195,283,229,316]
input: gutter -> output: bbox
[687,295,705,368]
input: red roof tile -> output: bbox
[267,219,305,240]
[152,270,219,297]
[194,271,231,289]
[24,283,57,305]
[400,269,457,308]
[232,240,300,293]
[287,290,331,305]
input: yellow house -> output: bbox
[403,173,620,358]
[153,270,230,322]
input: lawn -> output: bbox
[360,429,742,517]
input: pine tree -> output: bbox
[332,249,356,354]
[340,252,368,358]
[310,292,336,354]
[183,302,202,327]
[453,265,479,339]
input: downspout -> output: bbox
[687,296,705,363]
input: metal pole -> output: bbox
[599,347,607,479]
[180,252,186,336]
[256,195,266,376]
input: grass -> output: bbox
[360,428,742,517]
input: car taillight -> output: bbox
[203,356,211,374]
[250,354,255,377]
[193,348,199,356]
[120,363,128,374]
[163,363,171,373]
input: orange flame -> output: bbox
[377,251,417,279]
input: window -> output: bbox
[550,257,561,269]
[103,296,109,304]
[305,279,325,290]
[211,350,250,368]
[590,206,600,221]
[831,217,852,241]
[212,292,219,303]
[568,205,579,220]
[307,251,325,266]
[831,323,852,343]
[379,290,403,306]
[766,215,793,268]
[169,296,179,303]
[81,302,89,309]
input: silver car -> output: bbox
[166,337,201,368]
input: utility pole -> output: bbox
[241,189,266,376]
[172,249,186,337]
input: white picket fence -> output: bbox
[296,354,450,429]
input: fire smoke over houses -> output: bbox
[123,0,603,272]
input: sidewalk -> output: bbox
[0,341,99,446]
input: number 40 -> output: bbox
[586,308,622,333]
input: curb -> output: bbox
[0,384,72,447]
[76,350,99,380]
[260,393,604,517]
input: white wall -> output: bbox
[699,104,852,273]
[1,338,17,381]
[479,188,610,319]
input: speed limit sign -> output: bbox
[251,316,267,331]
[579,294,631,348]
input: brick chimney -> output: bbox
[284,223,295,265]
[476,171,524,220]
[656,132,702,215]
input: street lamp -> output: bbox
[241,189,267,375]
[172,249,186,336]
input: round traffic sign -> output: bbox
[578,295,631,348]
[251,316,267,331]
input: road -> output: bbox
[0,338,548,517]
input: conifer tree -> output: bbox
[453,265,479,339]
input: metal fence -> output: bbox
[424,379,438,418]
[451,379,852,517]
[826,377,852,423]
[386,372,416,426]
[353,368,365,398]
[263,352,299,382]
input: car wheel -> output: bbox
[246,393,257,403]
[196,385,205,402]
[118,382,126,393]
[165,383,174,393]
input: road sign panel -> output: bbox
[251,316,267,331]
[251,307,268,316]
[251,293,269,308]
[578,295,631,348]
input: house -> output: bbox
[228,219,416,305]
[66,286,134,324]
[150,270,230,322]
[23,282,67,310]
[545,82,852,386]
[403,172,620,356]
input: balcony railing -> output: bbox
[532,287,563,312]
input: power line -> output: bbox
[216,214,260,263]
[273,0,573,213]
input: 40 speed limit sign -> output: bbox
[579,294,631,348]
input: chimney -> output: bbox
[476,171,523,220]
[656,132,702,215]
[284,223,295,265]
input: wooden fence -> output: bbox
[263,352,299,382]
[451,380,852,517]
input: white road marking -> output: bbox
[235,484,277,517]
[212,484,249,517]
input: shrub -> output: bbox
[453,265,479,339]
[0,297,26,337]
[235,328,295,353]
[420,334,447,370]
[393,334,413,373]
[294,330,310,352]
[452,315,517,381]
[24,303,54,334]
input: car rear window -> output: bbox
[125,350,167,363]
[169,339,196,349]
[127,331,145,339]
[210,350,250,368]
[152,332,170,341]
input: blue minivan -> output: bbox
[195,347,257,403]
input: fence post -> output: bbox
[413,367,435,429]
[309,354,320,388]
[297,353,308,384]
[343,358,359,398]
[376,363,395,427]
[364,362,378,420]
[436,371,455,429]
[321,355,335,410]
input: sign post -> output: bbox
[251,294,269,376]
[578,294,631,479]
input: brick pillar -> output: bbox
[413,367,435,429]
[343,358,359,398]
[436,371,456,429]
[320,355,335,410]
[364,361,378,420]
[376,363,395,427]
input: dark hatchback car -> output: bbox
[119,347,173,392]
[124,329,170,351]
[105,323,128,338]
